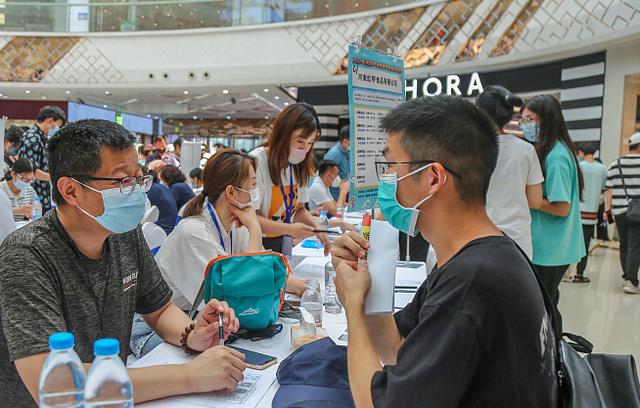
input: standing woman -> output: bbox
[476,86,544,259]
[251,103,331,255]
[522,95,584,329]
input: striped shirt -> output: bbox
[605,154,640,215]
[0,181,36,221]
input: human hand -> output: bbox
[19,205,32,218]
[289,223,315,239]
[335,259,371,310]
[316,229,332,256]
[185,346,246,393]
[286,276,308,296]
[189,300,240,352]
[230,205,261,232]
[337,220,358,233]
[331,231,369,270]
[339,180,350,195]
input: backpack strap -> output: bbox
[618,159,631,202]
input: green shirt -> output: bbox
[531,142,585,266]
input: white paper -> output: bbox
[365,220,399,314]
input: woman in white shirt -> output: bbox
[250,103,331,255]
[156,149,306,311]
[0,158,37,222]
[476,86,544,258]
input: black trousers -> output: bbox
[614,213,640,286]
[576,225,595,276]
[534,264,568,333]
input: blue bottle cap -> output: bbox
[94,338,120,356]
[320,210,327,216]
[49,332,74,350]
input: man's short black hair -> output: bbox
[381,95,498,206]
[36,106,66,125]
[578,142,598,156]
[189,167,202,179]
[318,160,338,176]
[48,119,136,205]
[339,125,350,142]
[5,125,23,145]
[174,137,183,148]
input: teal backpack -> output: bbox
[189,251,291,330]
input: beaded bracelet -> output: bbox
[180,322,199,355]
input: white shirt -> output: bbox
[308,176,333,211]
[486,135,544,259]
[250,146,309,235]
[0,189,16,244]
[1,181,36,221]
[155,202,251,311]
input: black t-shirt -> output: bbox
[371,236,558,408]
[0,210,173,407]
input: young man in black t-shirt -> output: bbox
[331,96,558,407]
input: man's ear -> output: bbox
[424,163,448,196]
[57,177,81,206]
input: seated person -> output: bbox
[1,158,37,221]
[331,96,558,407]
[156,149,308,312]
[159,164,195,210]
[189,167,204,194]
[0,119,246,407]
[3,125,22,170]
[146,160,178,235]
[308,160,349,215]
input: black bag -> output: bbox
[618,159,640,222]
[517,243,640,407]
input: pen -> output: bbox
[218,313,225,346]
[312,229,342,235]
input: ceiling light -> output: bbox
[146,114,151,118]
[193,116,198,120]
[284,102,289,106]
[121,97,139,105]
[226,116,231,120]
[222,89,229,94]
[176,101,183,104]
[25,90,31,94]
[154,116,159,120]
[3,95,7,99]
[263,88,269,92]
[41,96,47,100]
[183,90,189,95]
[105,91,111,95]
[0,93,3,97]
[264,116,269,120]
[274,96,280,100]
[103,104,108,108]
[65,90,71,95]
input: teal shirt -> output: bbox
[531,142,585,266]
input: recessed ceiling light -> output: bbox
[274,96,280,100]
[183,90,189,95]
[263,88,269,92]
[65,90,71,95]
[222,89,229,94]
[264,116,269,120]
[154,116,159,120]
[0,93,3,97]
[176,101,183,104]
[103,104,108,108]
[25,90,31,94]
[193,116,198,120]
[284,102,289,106]
[3,95,7,99]
[226,116,231,120]
[41,96,47,100]
[105,91,111,95]
[146,114,151,118]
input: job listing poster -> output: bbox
[347,44,405,211]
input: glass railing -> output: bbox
[0,0,415,32]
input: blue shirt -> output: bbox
[531,142,585,266]
[169,182,195,211]
[147,182,178,235]
[578,160,608,225]
[324,142,350,199]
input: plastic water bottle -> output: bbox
[324,262,342,314]
[301,279,323,327]
[85,339,133,408]
[318,210,330,230]
[32,196,42,220]
[39,332,86,408]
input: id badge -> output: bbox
[282,235,293,259]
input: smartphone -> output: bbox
[606,210,615,224]
[227,346,277,370]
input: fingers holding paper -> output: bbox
[331,231,369,270]
[335,258,372,310]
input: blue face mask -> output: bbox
[377,164,435,237]
[74,180,146,234]
[13,177,31,191]
[8,147,18,156]
[521,122,539,143]
[47,126,59,139]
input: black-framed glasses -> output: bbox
[69,174,153,196]
[374,160,463,181]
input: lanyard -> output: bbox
[279,164,295,224]
[207,201,233,253]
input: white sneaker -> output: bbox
[622,280,640,294]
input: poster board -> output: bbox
[347,43,405,210]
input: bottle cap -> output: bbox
[362,214,372,227]
[320,210,327,216]
[49,332,74,350]
[94,338,120,356]
[34,196,40,202]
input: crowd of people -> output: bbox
[0,92,638,406]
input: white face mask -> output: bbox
[331,175,342,188]
[288,147,308,165]
[233,186,262,209]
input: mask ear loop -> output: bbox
[410,166,448,210]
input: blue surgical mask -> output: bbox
[13,178,31,191]
[74,179,146,234]
[377,164,435,237]
[8,147,18,156]
[47,126,59,139]
[521,122,539,143]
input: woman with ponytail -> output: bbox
[156,149,307,312]
[476,85,544,259]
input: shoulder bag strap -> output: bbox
[618,159,630,201]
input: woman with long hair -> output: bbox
[250,103,331,255]
[522,94,585,330]
[476,85,543,259]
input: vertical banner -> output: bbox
[0,118,6,177]
[347,44,405,211]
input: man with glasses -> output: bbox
[331,96,557,407]
[0,120,247,407]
